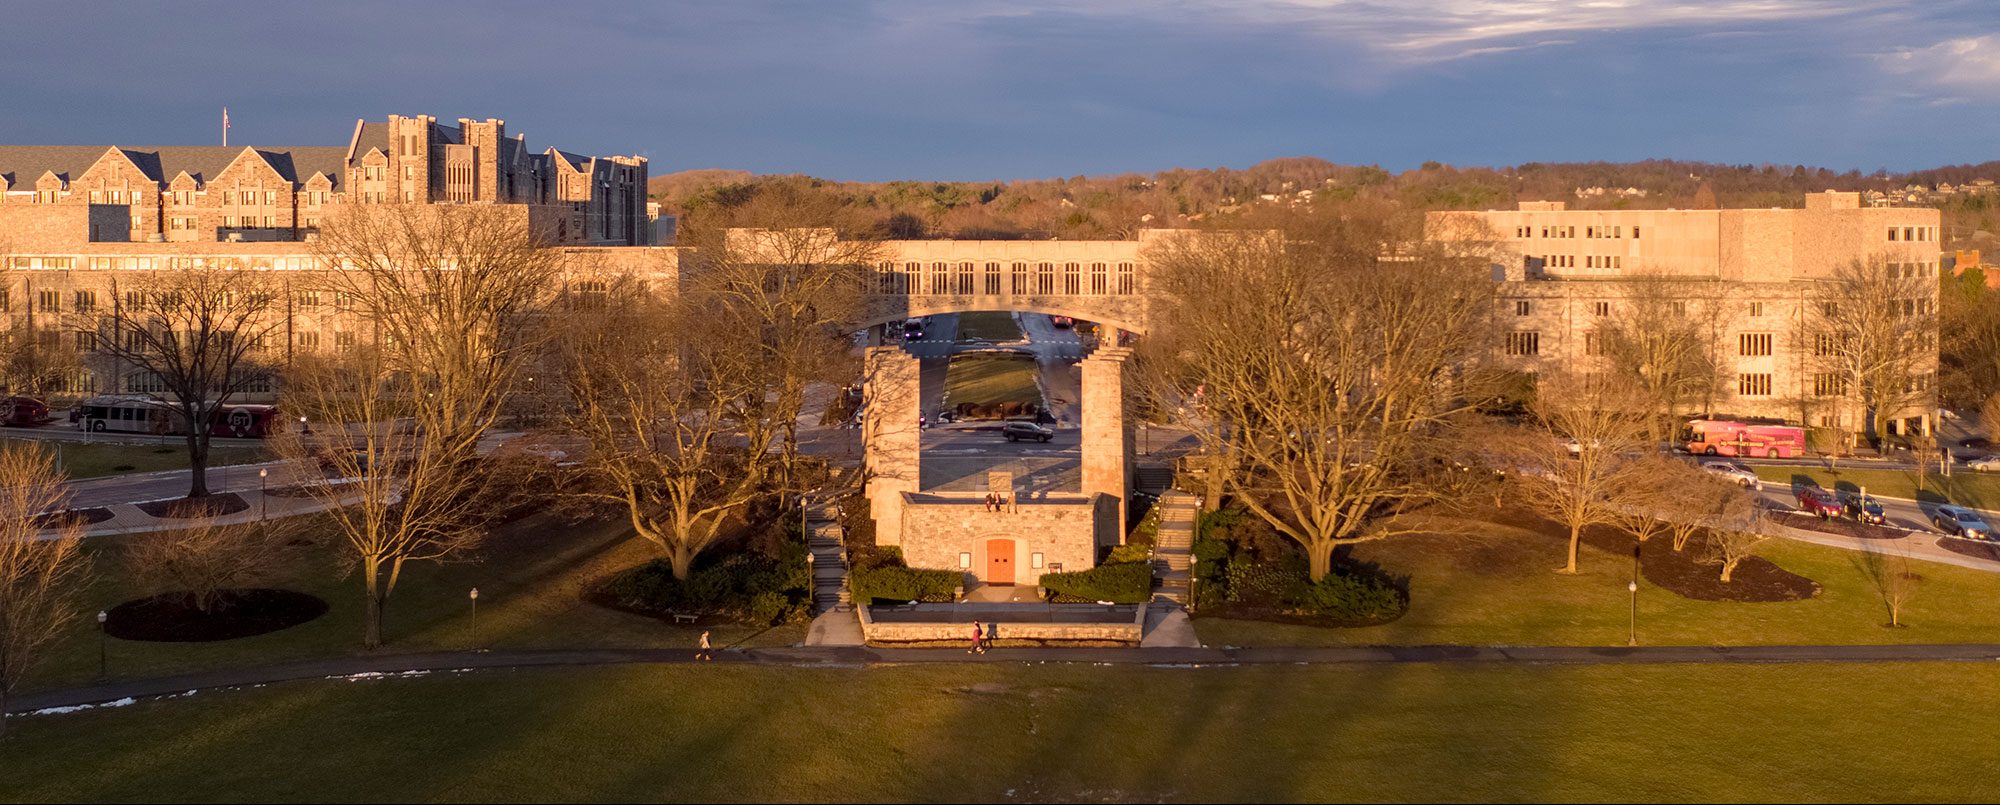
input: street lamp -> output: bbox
[258,467,269,521]
[1627,543,1640,647]
[299,415,311,435]
[96,609,109,678]
[468,588,480,650]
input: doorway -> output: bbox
[985,539,1015,585]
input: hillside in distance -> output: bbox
[649,157,2000,247]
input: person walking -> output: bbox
[969,620,985,654]
[984,621,998,651]
[697,630,713,662]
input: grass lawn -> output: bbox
[942,352,1042,408]
[1196,511,2000,649]
[954,311,1023,342]
[20,512,805,697]
[0,437,271,480]
[6,661,2000,801]
[1751,464,2000,509]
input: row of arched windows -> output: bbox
[870,261,1137,296]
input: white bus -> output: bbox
[73,395,183,435]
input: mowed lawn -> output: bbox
[5,661,1998,802]
[1751,464,2000,509]
[942,352,1041,408]
[1197,512,2000,649]
[1,436,272,480]
[22,512,804,697]
[953,311,1023,342]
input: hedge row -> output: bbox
[1041,561,1153,604]
[851,563,961,604]
[599,554,810,626]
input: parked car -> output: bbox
[1966,456,2000,472]
[1794,487,1842,519]
[1960,437,1994,451]
[1002,422,1055,443]
[1837,491,1887,525]
[1932,505,1996,540]
[1699,461,1761,490]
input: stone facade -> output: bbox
[0,114,657,248]
[863,347,921,544]
[1431,192,1944,430]
[857,603,1145,645]
[896,493,1101,586]
[1080,347,1132,540]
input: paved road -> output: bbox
[64,460,299,508]
[16,641,2000,716]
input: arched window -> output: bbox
[1089,262,1108,295]
[983,262,1001,295]
[930,262,949,294]
[1010,263,1029,295]
[877,261,897,295]
[903,262,922,294]
[1063,262,1081,295]
[1035,263,1055,295]
[954,262,975,295]
[1117,262,1135,295]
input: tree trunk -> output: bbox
[0,689,9,739]
[1559,523,1581,574]
[185,428,210,499]
[1719,558,1737,583]
[363,563,384,650]
[670,543,695,581]
[1307,540,1334,583]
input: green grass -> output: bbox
[22,513,805,697]
[953,311,1023,342]
[1751,464,2000,508]
[942,352,1041,408]
[6,661,2000,801]
[1196,513,2000,649]
[0,437,270,480]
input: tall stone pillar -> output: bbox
[1081,347,1133,546]
[863,347,921,546]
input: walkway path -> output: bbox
[1152,491,1197,605]
[15,642,2000,716]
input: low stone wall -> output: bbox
[899,493,1099,585]
[857,604,1146,646]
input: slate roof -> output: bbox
[0,145,346,190]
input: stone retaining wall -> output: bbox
[857,604,1146,645]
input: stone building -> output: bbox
[0,114,673,398]
[1429,191,1944,434]
[0,114,655,246]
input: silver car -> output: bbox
[1932,506,1996,540]
[1699,461,1762,490]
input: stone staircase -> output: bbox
[1151,491,1199,606]
[806,501,850,614]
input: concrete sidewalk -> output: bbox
[15,642,2000,716]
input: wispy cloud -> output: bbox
[1878,36,2000,96]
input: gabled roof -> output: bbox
[0,145,346,192]
[548,148,591,172]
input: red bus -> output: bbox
[1685,419,1805,458]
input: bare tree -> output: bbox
[85,267,282,497]
[1596,274,1730,439]
[554,276,778,580]
[1141,203,1501,581]
[1500,373,1656,574]
[1703,495,1769,583]
[123,518,293,615]
[287,204,560,649]
[1852,541,1921,628]
[1663,475,1749,553]
[1608,454,1702,546]
[0,442,90,735]
[1806,257,1936,445]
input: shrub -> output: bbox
[1041,561,1153,604]
[1297,570,1406,625]
[1223,556,1308,605]
[600,553,808,626]
[1105,543,1152,564]
[850,554,960,604]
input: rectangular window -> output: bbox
[1668,301,1687,316]
[1813,373,1846,397]
[983,262,1001,295]
[1505,332,1540,356]
[1738,332,1773,357]
[1011,263,1029,295]
[1035,263,1055,295]
[953,262,974,295]
[1584,331,1601,356]
[1514,300,1531,316]
[1063,262,1081,295]
[1748,302,1764,318]
[296,331,320,350]
[1889,227,1900,241]
[1089,262,1108,295]
[1592,301,1610,317]
[36,290,59,312]
[335,331,356,349]
[1814,333,1837,356]
[73,291,94,312]
[1738,373,1772,397]
[1632,227,1641,239]
[1116,262,1135,295]
[298,290,321,308]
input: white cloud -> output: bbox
[1879,36,2000,95]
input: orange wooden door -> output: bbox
[986,539,1014,585]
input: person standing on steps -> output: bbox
[697,630,713,662]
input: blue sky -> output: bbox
[2,1,1994,181]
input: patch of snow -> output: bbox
[29,696,136,716]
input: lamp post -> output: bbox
[96,609,109,678]
[299,415,311,435]
[258,467,269,521]
[468,588,480,650]
[1627,543,1640,647]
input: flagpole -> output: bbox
[223,108,229,147]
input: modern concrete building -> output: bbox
[1429,191,1944,434]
